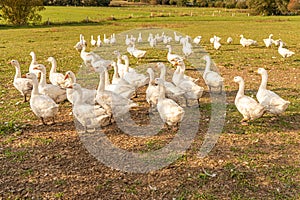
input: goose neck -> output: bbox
[259,72,268,90]
[237,80,245,97]
[50,59,57,73]
[31,78,40,96]
[73,88,83,105]
[39,69,47,87]
[97,71,105,92]
[158,65,165,81]
[158,83,166,99]
[14,65,21,79]
[204,57,211,72]
[113,64,120,79]
[104,68,110,87]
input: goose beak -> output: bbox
[66,85,73,89]
[7,61,12,65]
[64,74,69,80]
[21,75,26,78]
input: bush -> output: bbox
[0,0,45,25]
[288,0,300,13]
[247,0,289,15]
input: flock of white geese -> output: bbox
[10,31,291,130]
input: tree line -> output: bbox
[0,0,299,25]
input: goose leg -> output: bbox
[197,99,200,107]
[24,95,27,102]
[41,117,47,125]
[51,117,56,125]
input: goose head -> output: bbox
[93,65,105,74]
[26,72,38,80]
[239,35,244,38]
[233,76,243,83]
[64,71,75,80]
[33,64,46,73]
[8,59,19,67]
[29,51,35,57]
[47,57,55,63]
[156,62,164,69]
[257,68,266,75]
[154,78,164,85]
[121,55,128,61]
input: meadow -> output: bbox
[0,6,300,199]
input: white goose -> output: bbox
[156,62,185,98]
[64,71,96,105]
[90,35,97,47]
[227,37,233,44]
[26,73,59,125]
[233,76,265,124]
[239,35,257,47]
[80,45,93,67]
[121,55,149,89]
[10,60,33,102]
[193,36,202,45]
[74,34,87,51]
[146,68,160,110]
[103,63,135,99]
[166,45,183,66]
[256,68,290,114]
[155,78,184,126]
[94,66,137,118]
[213,36,221,50]
[47,57,65,87]
[173,60,204,106]
[263,34,273,48]
[103,34,110,44]
[202,55,223,93]
[33,64,67,103]
[29,51,40,78]
[182,40,192,57]
[137,32,143,43]
[278,40,295,58]
[96,35,102,47]
[116,54,135,78]
[174,31,182,43]
[69,83,111,132]
[131,44,147,61]
[110,33,116,44]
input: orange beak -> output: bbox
[64,74,69,80]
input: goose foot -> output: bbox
[41,117,47,125]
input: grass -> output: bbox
[0,6,299,199]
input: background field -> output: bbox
[0,6,300,199]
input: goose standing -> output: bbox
[26,73,59,125]
[256,68,290,114]
[110,33,116,44]
[122,55,149,89]
[94,66,137,119]
[155,78,184,126]
[173,60,204,107]
[213,36,221,50]
[227,37,233,44]
[10,60,33,102]
[64,71,96,104]
[193,36,202,45]
[233,76,265,124]
[174,32,182,43]
[263,34,273,48]
[33,64,67,103]
[80,45,93,67]
[156,62,185,99]
[103,63,135,99]
[103,34,110,44]
[278,40,295,58]
[47,57,65,87]
[202,55,223,93]
[74,34,87,51]
[182,40,192,57]
[131,44,147,61]
[69,83,111,132]
[90,35,96,47]
[96,35,102,47]
[239,35,257,47]
[137,32,143,43]
[146,68,160,110]
[29,51,40,78]
[166,45,183,66]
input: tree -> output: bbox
[0,0,45,25]
[247,0,289,15]
[288,0,300,12]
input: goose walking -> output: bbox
[263,34,273,48]
[202,55,223,93]
[33,64,67,103]
[234,76,265,124]
[47,57,65,87]
[278,40,295,58]
[155,78,184,126]
[69,83,111,132]
[26,73,59,125]
[10,60,33,102]
[64,71,96,104]
[256,68,290,114]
